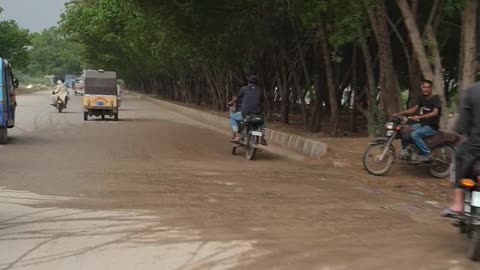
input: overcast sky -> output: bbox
[0,0,69,32]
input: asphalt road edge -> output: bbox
[130,92,328,159]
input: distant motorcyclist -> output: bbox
[227,75,267,145]
[51,80,69,108]
[393,80,442,161]
[442,81,480,218]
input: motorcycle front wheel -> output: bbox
[363,143,395,176]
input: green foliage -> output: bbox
[443,0,469,17]
[14,71,51,86]
[0,18,31,68]
[23,27,83,77]
[58,0,471,134]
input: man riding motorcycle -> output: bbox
[393,80,442,162]
[51,80,69,108]
[443,81,480,218]
[227,75,267,145]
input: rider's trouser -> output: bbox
[401,124,437,155]
[230,112,243,133]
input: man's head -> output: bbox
[247,75,257,85]
[421,80,433,97]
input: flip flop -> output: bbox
[441,208,462,219]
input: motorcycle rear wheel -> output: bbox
[363,143,394,176]
[428,145,455,178]
[245,135,257,160]
[468,227,480,261]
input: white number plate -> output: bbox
[251,131,263,136]
[472,192,480,207]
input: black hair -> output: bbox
[247,75,257,84]
[421,79,433,86]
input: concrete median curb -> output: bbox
[133,93,328,159]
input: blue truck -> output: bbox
[0,58,17,144]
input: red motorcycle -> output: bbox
[363,116,458,178]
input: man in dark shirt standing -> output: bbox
[443,81,480,217]
[393,80,442,161]
[228,75,264,142]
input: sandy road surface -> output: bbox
[0,91,476,270]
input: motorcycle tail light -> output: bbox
[461,179,476,189]
[395,126,402,131]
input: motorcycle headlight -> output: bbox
[385,122,394,130]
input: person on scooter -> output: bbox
[442,81,480,218]
[227,75,267,145]
[393,80,442,162]
[51,79,69,108]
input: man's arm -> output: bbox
[228,87,244,106]
[415,108,439,121]
[228,96,238,106]
[394,105,418,116]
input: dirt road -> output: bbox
[0,91,475,269]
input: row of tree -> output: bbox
[0,7,83,80]
[56,0,477,135]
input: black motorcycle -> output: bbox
[456,161,480,261]
[363,116,457,177]
[229,105,265,160]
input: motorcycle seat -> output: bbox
[244,115,264,125]
[402,127,459,145]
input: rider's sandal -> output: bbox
[441,208,462,219]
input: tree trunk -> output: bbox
[459,0,478,92]
[359,38,377,137]
[350,45,358,133]
[395,0,435,80]
[395,0,447,127]
[368,0,402,118]
[318,23,339,136]
[309,40,323,133]
[407,0,421,108]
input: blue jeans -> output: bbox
[230,112,243,133]
[403,124,437,155]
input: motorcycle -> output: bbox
[51,92,69,113]
[456,161,480,261]
[363,116,457,178]
[229,105,265,160]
